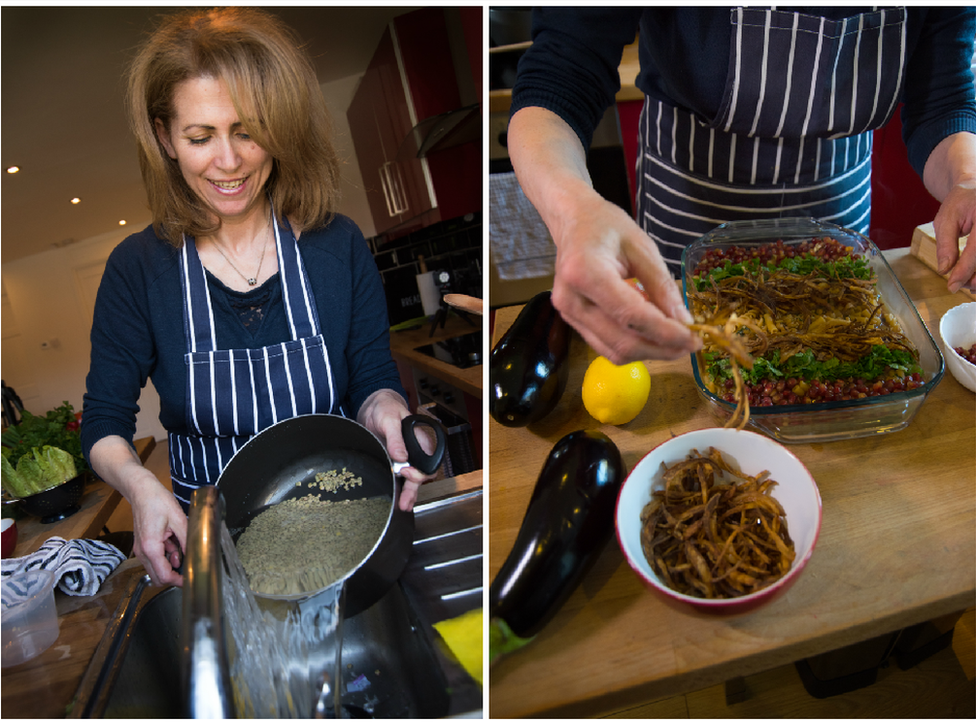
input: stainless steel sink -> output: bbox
[71,489,483,718]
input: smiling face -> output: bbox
[154,75,273,227]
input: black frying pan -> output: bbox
[215,413,445,616]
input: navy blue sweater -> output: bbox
[512,7,976,178]
[81,214,404,462]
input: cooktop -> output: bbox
[414,331,482,369]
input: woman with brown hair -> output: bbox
[81,7,432,588]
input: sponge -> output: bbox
[433,607,483,686]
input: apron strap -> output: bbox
[273,209,322,340]
[179,239,218,354]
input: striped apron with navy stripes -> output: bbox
[637,7,907,275]
[168,210,337,511]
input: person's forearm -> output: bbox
[508,106,605,240]
[89,435,161,502]
[922,132,976,201]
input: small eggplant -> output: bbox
[489,291,571,427]
[489,430,626,662]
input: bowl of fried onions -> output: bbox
[615,427,822,613]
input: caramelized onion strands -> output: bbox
[687,315,758,430]
[639,447,795,599]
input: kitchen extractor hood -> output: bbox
[397,103,481,161]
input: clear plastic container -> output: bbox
[681,218,945,444]
[1,569,59,667]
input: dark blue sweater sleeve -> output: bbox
[81,232,173,462]
[901,7,976,178]
[510,7,643,149]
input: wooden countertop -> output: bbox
[389,312,484,399]
[10,437,156,557]
[488,248,976,718]
[1,469,482,719]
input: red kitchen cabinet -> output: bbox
[347,8,481,236]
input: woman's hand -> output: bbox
[357,389,438,512]
[508,107,700,365]
[933,182,976,294]
[130,480,187,587]
[924,133,976,294]
[90,436,187,587]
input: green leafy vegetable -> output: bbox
[2,401,86,474]
[1,445,78,498]
[695,253,873,292]
[705,345,921,387]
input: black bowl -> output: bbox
[18,474,87,524]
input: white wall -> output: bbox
[0,76,374,441]
[1,221,164,440]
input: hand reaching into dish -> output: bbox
[508,106,700,365]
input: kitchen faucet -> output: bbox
[182,486,234,718]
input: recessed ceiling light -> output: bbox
[6,166,19,174]
[70,197,81,204]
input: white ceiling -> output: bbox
[0,6,418,264]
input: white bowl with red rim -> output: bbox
[939,302,976,394]
[615,427,822,613]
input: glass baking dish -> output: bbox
[680,218,945,444]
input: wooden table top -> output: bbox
[10,437,156,557]
[487,248,976,718]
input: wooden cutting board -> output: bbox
[910,222,974,299]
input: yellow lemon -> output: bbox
[582,355,651,426]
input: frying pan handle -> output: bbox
[401,414,447,475]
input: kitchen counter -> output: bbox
[488,248,976,717]
[389,312,484,399]
[1,470,482,719]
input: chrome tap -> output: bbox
[182,485,234,718]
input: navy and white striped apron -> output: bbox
[168,210,338,511]
[637,7,908,275]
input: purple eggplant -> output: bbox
[489,291,571,427]
[489,430,625,661]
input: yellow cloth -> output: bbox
[433,607,483,686]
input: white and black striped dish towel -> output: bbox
[1,536,126,596]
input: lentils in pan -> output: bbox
[236,494,389,596]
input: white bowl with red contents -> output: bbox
[615,427,822,614]
[939,302,976,394]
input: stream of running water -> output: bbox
[218,522,346,718]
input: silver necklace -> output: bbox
[211,215,271,287]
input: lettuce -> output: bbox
[1,445,78,498]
